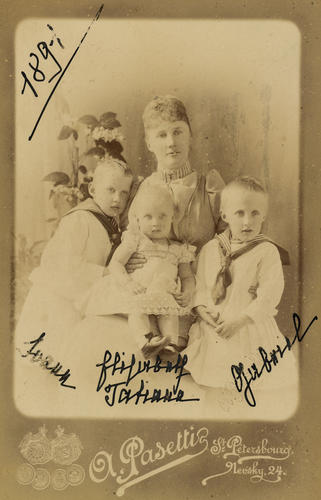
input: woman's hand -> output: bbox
[125,252,147,273]
[195,306,219,327]
[215,315,253,340]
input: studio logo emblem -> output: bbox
[16,425,85,491]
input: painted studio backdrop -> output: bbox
[15,20,300,347]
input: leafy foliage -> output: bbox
[85,146,106,159]
[45,110,125,218]
[78,115,99,129]
[58,126,76,140]
[99,112,121,130]
[43,172,71,186]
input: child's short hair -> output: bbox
[221,176,267,210]
[134,183,176,216]
[142,95,192,133]
[93,158,133,184]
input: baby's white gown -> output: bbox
[14,219,202,419]
[85,230,195,316]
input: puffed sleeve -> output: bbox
[120,228,140,254]
[243,243,284,322]
[193,239,221,308]
[176,243,196,264]
[206,168,225,227]
[30,212,110,301]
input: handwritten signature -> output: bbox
[18,332,76,389]
[231,313,318,406]
[96,350,200,406]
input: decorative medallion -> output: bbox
[51,425,83,465]
[17,425,85,491]
[51,468,69,491]
[31,468,51,490]
[16,463,35,486]
[19,425,52,465]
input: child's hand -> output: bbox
[195,306,220,327]
[215,315,252,340]
[173,289,193,307]
[127,280,146,295]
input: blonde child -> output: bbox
[86,184,196,358]
[15,159,134,362]
[184,176,297,410]
[128,96,226,350]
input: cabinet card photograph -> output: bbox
[1,1,320,499]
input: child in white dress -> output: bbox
[184,176,297,410]
[15,159,134,369]
[86,184,196,358]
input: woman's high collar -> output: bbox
[157,161,193,183]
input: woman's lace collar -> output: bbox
[157,162,193,183]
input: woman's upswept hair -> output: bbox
[142,95,192,133]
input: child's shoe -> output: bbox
[162,343,179,354]
[141,334,170,359]
[162,335,188,355]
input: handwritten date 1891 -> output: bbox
[22,5,104,141]
[21,25,64,98]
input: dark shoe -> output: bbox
[162,338,187,354]
[162,343,180,354]
[158,344,182,363]
[141,335,170,359]
[177,335,189,351]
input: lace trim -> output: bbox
[158,161,193,183]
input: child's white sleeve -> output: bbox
[243,244,284,323]
[31,212,110,301]
[119,229,140,253]
[193,240,220,308]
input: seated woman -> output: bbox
[131,95,225,253]
[86,96,227,348]
[82,97,227,401]
[15,97,225,418]
[127,95,226,348]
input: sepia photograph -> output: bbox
[1,1,320,499]
[14,16,301,420]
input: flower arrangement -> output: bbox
[77,111,125,163]
[43,111,125,217]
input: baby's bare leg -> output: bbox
[149,315,161,337]
[128,314,170,358]
[157,315,179,345]
[178,315,196,349]
[128,313,151,348]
